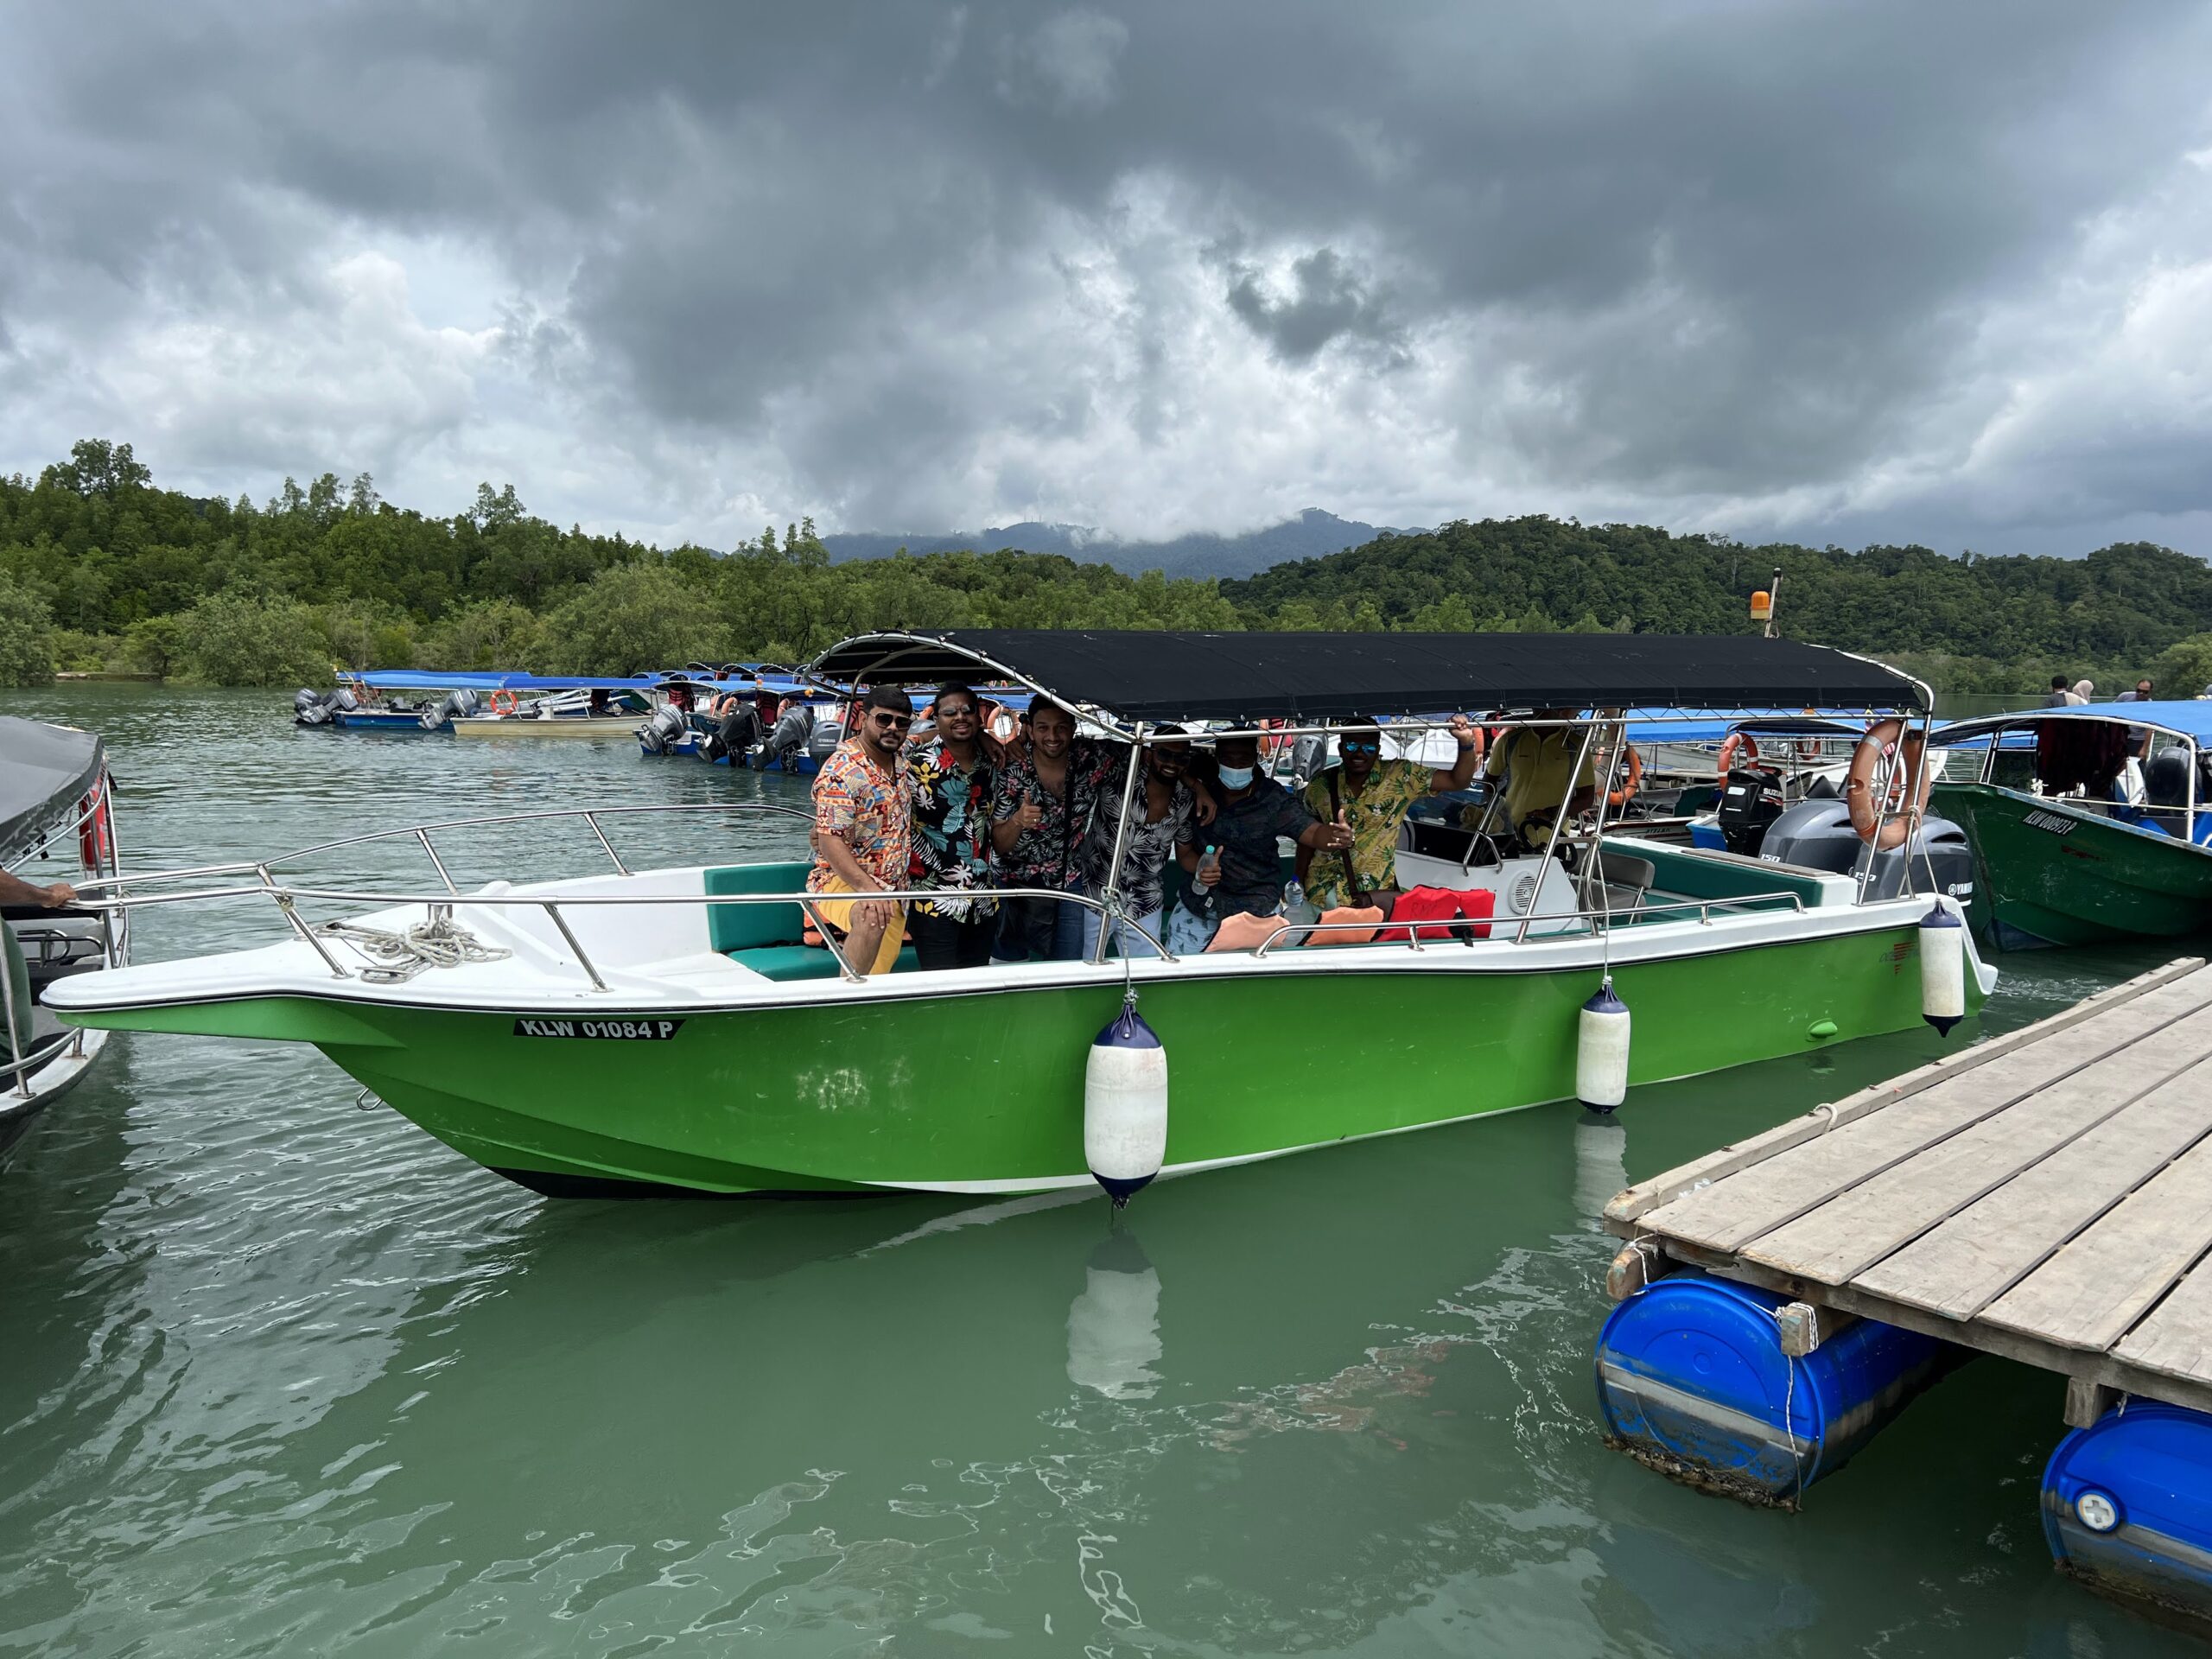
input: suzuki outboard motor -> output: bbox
[419,688,480,731]
[1715,767,1786,856]
[1757,798,1975,902]
[639,703,689,754]
[765,702,816,768]
[713,699,762,765]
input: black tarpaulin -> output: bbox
[0,717,101,859]
[807,631,1927,724]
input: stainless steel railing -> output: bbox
[67,799,1847,994]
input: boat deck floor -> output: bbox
[1605,958,2212,1421]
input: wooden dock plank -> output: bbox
[1853,1062,2212,1320]
[1738,1014,2212,1285]
[2114,1260,2212,1384]
[1980,1133,2212,1352]
[1604,959,2206,1228]
[1632,974,2212,1253]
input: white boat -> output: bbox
[0,716,125,1157]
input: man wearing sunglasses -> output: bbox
[1296,715,1481,911]
[805,684,918,975]
[902,682,1002,969]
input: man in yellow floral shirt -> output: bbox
[1296,715,1481,909]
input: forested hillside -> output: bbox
[2,440,2209,695]
[1223,518,2212,695]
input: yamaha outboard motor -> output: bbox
[1288,734,1327,788]
[805,709,843,764]
[765,702,816,768]
[294,687,357,727]
[1715,767,1786,856]
[1758,798,1975,902]
[639,703,690,754]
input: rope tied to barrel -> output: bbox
[316,916,512,984]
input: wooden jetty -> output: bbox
[1605,957,2212,1426]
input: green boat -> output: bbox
[1933,701,2212,949]
[48,630,1991,1198]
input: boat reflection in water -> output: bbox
[1066,1224,1164,1402]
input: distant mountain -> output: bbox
[822,508,1421,580]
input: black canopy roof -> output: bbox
[807,630,1927,725]
[0,716,101,860]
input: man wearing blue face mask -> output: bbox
[1188,732,1353,923]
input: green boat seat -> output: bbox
[704,861,815,954]
[729,943,923,982]
[706,864,927,978]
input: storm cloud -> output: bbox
[2,1,2209,556]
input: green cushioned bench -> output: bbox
[704,861,922,981]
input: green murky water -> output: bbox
[0,684,2200,1657]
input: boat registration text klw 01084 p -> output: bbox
[512,1017,685,1040]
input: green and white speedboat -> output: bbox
[48,631,1990,1198]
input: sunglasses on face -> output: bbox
[1341,740,1380,754]
[938,704,977,721]
[873,713,912,729]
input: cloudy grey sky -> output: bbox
[3,1,2209,557]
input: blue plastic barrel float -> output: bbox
[1595,1271,1953,1504]
[2044,1401,2212,1619]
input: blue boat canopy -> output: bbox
[1937,700,2212,748]
[345,670,658,691]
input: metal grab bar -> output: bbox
[1250,890,1812,957]
[69,801,819,894]
[74,880,1140,991]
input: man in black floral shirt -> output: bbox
[988,700,1108,962]
[903,683,1000,969]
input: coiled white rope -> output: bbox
[316,917,512,983]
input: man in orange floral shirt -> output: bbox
[806,685,916,975]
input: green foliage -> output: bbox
[421,600,543,671]
[2154,633,2212,699]
[533,565,728,676]
[0,575,55,686]
[175,594,334,687]
[3,442,2207,695]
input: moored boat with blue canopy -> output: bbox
[50,630,1989,1199]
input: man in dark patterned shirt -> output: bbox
[903,683,1000,969]
[988,699,1106,962]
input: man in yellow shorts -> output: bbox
[806,685,917,974]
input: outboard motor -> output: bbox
[1288,734,1327,788]
[1757,798,1975,902]
[419,688,480,731]
[639,702,690,754]
[294,687,357,727]
[1714,767,1786,856]
[713,699,763,765]
[805,709,843,764]
[765,702,816,768]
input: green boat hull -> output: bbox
[1933,782,2212,949]
[80,918,1962,1195]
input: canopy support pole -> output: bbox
[1519,721,1599,944]
[1090,722,1148,965]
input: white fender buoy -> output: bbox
[1577,982,1631,1114]
[1085,1005,1168,1206]
[1920,904,1966,1035]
